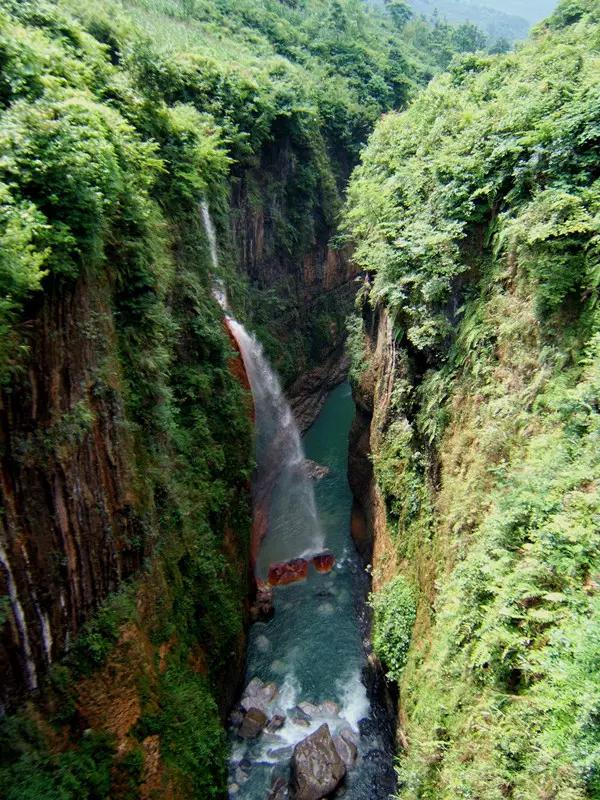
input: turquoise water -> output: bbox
[229,383,396,799]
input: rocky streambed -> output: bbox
[228,383,396,800]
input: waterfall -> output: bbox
[200,200,219,271]
[200,202,323,577]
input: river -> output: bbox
[228,382,396,799]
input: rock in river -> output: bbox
[333,733,358,767]
[241,677,278,714]
[290,723,346,800]
[250,582,274,622]
[268,558,309,586]
[312,551,336,574]
[303,459,331,480]
[238,708,268,739]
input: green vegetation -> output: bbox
[0,0,484,795]
[371,576,417,681]
[346,1,600,797]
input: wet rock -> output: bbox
[234,766,249,785]
[338,726,359,748]
[319,700,340,717]
[290,723,346,800]
[333,734,358,767]
[269,776,289,800]
[267,713,286,732]
[256,634,271,653]
[241,678,278,714]
[238,708,268,739]
[304,460,331,480]
[292,716,310,728]
[312,551,336,574]
[291,706,311,723]
[289,349,350,434]
[298,701,319,718]
[229,705,245,729]
[268,558,309,586]
[268,745,294,760]
[251,583,275,623]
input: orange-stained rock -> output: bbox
[268,558,309,586]
[312,552,336,574]
[223,320,254,415]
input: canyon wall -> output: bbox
[344,4,600,796]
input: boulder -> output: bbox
[268,558,309,586]
[291,716,310,728]
[290,724,346,800]
[291,706,312,723]
[267,713,286,732]
[304,460,331,480]
[298,701,320,719]
[338,726,359,748]
[250,583,275,623]
[312,552,336,574]
[269,776,288,800]
[333,734,358,767]
[319,700,340,717]
[238,708,268,739]
[241,678,278,714]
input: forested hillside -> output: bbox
[345,0,600,797]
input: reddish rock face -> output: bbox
[268,558,309,586]
[312,552,336,574]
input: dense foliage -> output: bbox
[371,575,417,681]
[0,0,482,796]
[345,1,600,797]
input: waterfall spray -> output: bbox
[201,202,323,577]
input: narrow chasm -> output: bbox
[226,365,397,799]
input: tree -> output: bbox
[452,21,488,52]
[385,0,413,30]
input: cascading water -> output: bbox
[201,201,323,573]
[200,203,396,800]
[226,319,325,575]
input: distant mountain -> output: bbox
[472,0,558,25]
[409,0,530,41]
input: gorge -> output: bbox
[1,1,599,800]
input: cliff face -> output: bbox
[230,131,358,390]
[344,5,600,795]
[0,251,254,794]
[0,273,140,706]
[347,309,399,588]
